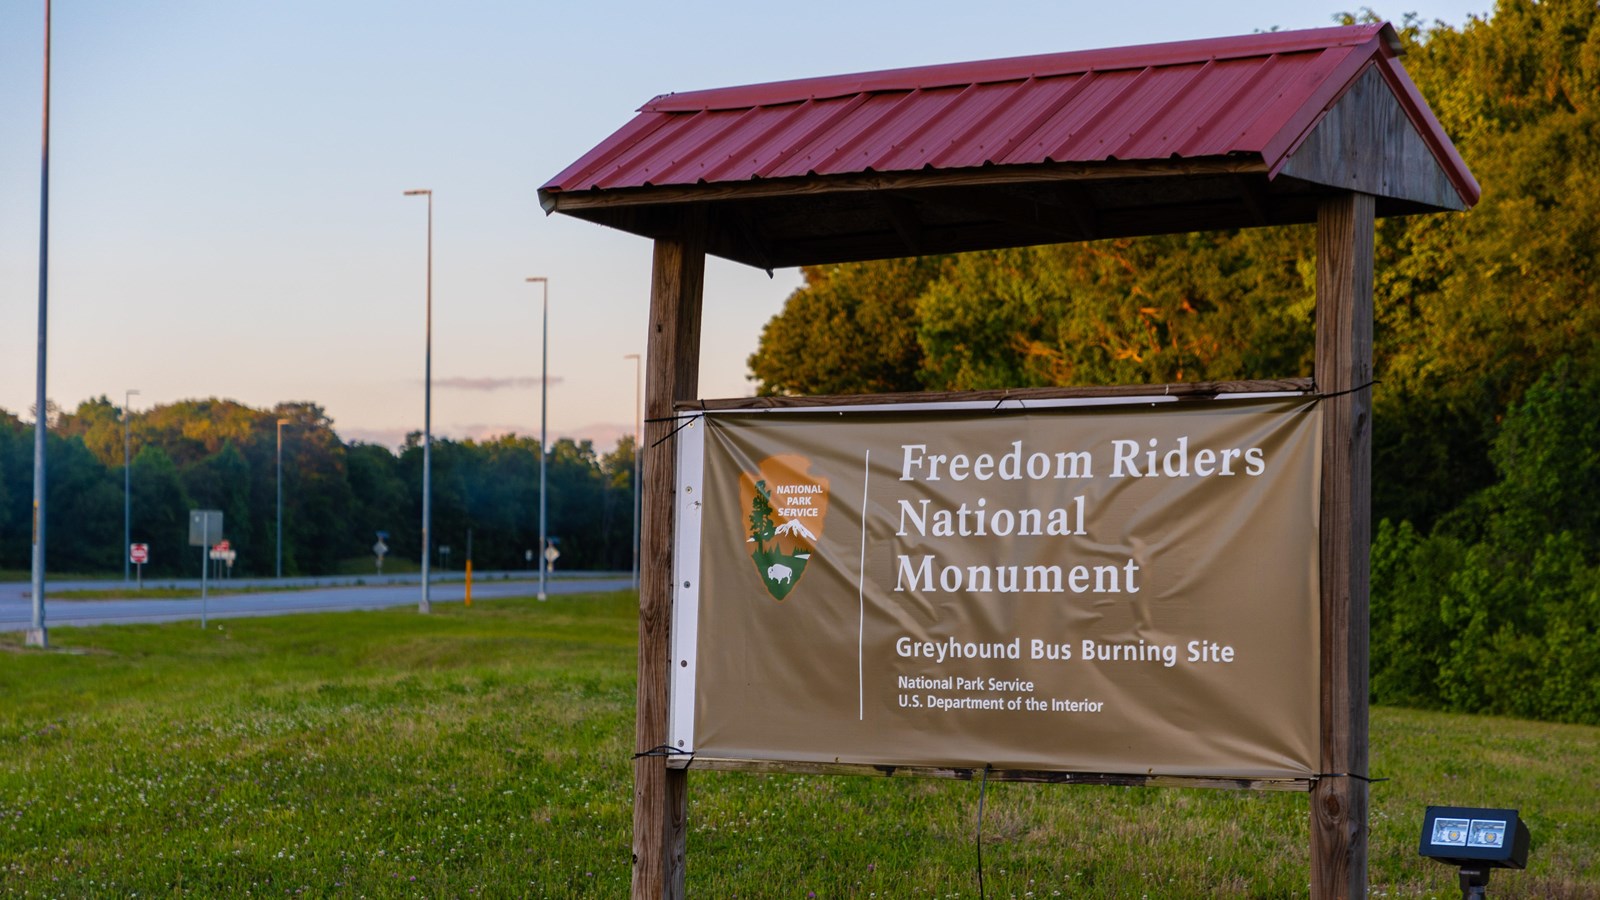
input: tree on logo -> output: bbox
[748,480,777,552]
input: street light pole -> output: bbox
[124,389,139,583]
[527,276,548,601]
[28,0,53,648]
[405,188,433,614]
[276,417,291,578]
[625,353,641,592]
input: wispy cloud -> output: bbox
[431,376,564,391]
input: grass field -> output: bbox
[2,593,1596,899]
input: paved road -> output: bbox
[0,572,634,632]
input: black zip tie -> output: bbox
[1317,772,1389,784]
[975,764,991,900]
[1315,379,1379,401]
[632,744,695,763]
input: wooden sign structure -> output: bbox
[540,23,1478,899]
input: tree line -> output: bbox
[746,1,1600,724]
[0,398,637,579]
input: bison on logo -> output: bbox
[739,454,829,601]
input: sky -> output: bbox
[0,0,1484,452]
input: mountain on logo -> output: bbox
[774,520,817,541]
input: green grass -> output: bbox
[1,596,1597,899]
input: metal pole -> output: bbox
[124,389,138,583]
[406,189,433,613]
[527,277,549,601]
[200,516,209,629]
[625,352,641,592]
[542,279,549,602]
[28,0,53,649]
[276,418,289,578]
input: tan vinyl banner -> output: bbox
[687,396,1322,779]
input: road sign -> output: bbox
[129,543,149,565]
[188,510,223,547]
[544,545,561,564]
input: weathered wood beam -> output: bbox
[711,204,776,272]
[874,193,926,256]
[541,157,1270,213]
[1310,191,1374,900]
[683,377,1314,412]
[918,185,1092,242]
[1232,173,1271,227]
[676,756,1314,792]
[633,205,707,900]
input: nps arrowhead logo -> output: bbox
[739,454,829,601]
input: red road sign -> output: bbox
[130,543,149,564]
[214,539,231,552]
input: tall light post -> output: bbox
[624,353,641,592]
[28,0,54,647]
[276,417,291,578]
[123,389,139,583]
[526,276,549,601]
[405,188,433,614]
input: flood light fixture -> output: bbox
[1419,806,1530,899]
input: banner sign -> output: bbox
[671,395,1322,779]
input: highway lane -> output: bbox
[0,573,633,632]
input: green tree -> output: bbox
[748,480,776,551]
[914,229,1313,390]
[267,403,358,575]
[1367,0,1600,527]
[55,395,126,468]
[180,441,252,571]
[545,438,607,570]
[0,410,26,571]
[129,444,193,577]
[599,436,638,572]
[346,442,409,569]
[1,397,637,578]
[43,433,122,574]
[1371,362,1600,723]
[749,256,950,395]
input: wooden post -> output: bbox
[1310,191,1374,899]
[632,207,707,900]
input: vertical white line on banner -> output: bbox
[668,417,705,752]
[858,450,871,721]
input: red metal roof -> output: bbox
[543,23,1477,208]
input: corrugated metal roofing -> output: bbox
[543,23,1477,207]
[541,23,1478,269]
